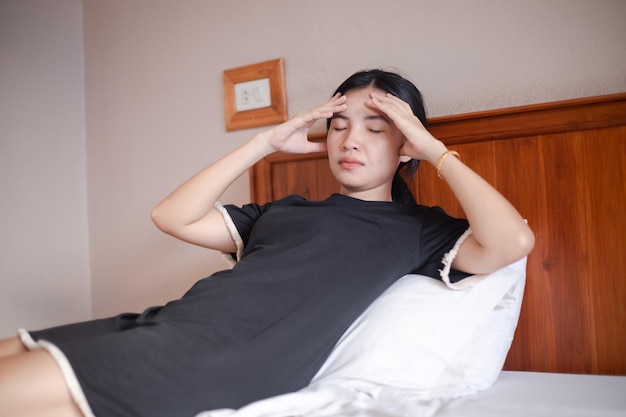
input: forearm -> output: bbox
[427,142,535,273]
[151,133,274,233]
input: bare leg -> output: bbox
[0,336,27,358]
[0,349,83,417]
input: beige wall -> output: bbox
[1,0,625,335]
[0,0,91,336]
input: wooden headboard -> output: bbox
[250,93,626,376]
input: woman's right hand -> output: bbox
[260,94,347,154]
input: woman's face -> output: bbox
[327,86,407,201]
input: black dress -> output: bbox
[26,194,469,417]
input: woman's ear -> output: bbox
[399,155,411,163]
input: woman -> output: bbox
[0,70,534,417]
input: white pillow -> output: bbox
[310,257,527,398]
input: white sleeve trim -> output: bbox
[214,201,244,265]
[17,328,95,417]
[439,228,488,290]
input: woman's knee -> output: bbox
[0,349,82,416]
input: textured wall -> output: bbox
[0,0,90,336]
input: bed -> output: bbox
[199,93,626,417]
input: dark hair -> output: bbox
[328,69,427,204]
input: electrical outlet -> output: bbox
[234,78,271,112]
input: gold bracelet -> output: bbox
[436,150,460,180]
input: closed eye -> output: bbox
[364,115,388,134]
[329,116,348,131]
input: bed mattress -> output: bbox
[435,371,626,417]
[196,371,626,417]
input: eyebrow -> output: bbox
[330,114,389,123]
[364,115,388,123]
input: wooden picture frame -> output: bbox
[223,58,288,131]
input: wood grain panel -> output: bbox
[582,126,626,374]
[314,158,340,199]
[495,136,553,372]
[251,151,337,203]
[539,132,594,373]
[427,92,626,145]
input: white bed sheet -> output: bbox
[435,371,626,417]
[197,371,626,417]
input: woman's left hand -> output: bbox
[369,92,445,165]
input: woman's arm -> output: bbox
[427,148,535,275]
[151,95,347,251]
[370,92,535,275]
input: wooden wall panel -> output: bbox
[495,136,553,372]
[416,96,626,375]
[417,124,626,375]
[313,158,340,199]
[582,126,626,374]
[539,132,594,373]
[251,151,338,203]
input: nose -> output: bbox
[340,128,361,151]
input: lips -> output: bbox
[338,157,364,169]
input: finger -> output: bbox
[370,92,411,115]
[326,94,348,113]
[368,95,406,125]
[307,96,347,121]
[280,95,347,141]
